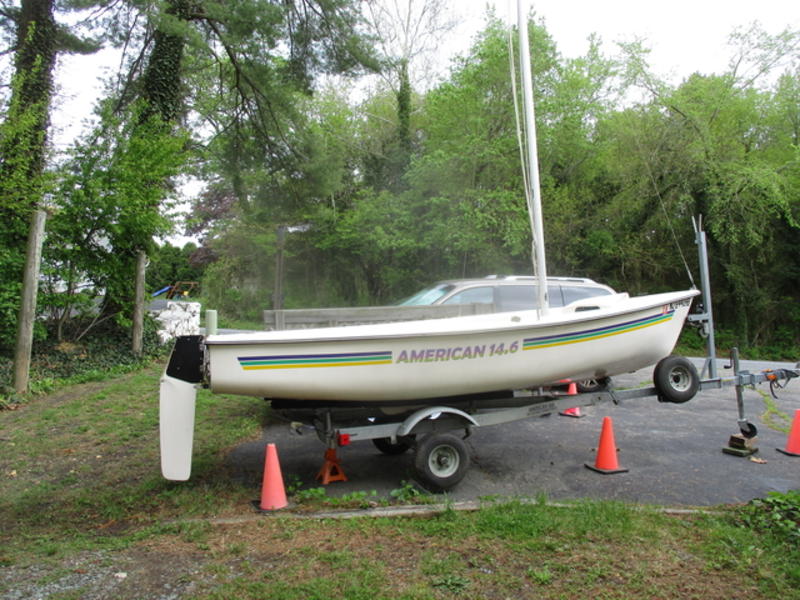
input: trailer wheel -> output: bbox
[654,356,700,403]
[414,433,469,492]
[739,421,758,439]
[372,436,415,455]
[576,376,611,393]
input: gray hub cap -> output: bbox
[669,366,693,391]
[428,444,460,478]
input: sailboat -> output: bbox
[159,1,699,480]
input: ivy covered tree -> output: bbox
[0,2,106,389]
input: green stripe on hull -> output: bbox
[523,312,673,350]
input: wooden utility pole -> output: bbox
[132,250,146,356]
[273,225,286,311]
[13,209,47,393]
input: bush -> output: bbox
[0,315,168,403]
[738,490,800,545]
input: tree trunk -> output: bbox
[132,250,147,356]
[0,0,57,184]
[139,0,191,125]
[13,209,47,393]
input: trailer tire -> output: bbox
[576,376,611,393]
[414,433,469,492]
[654,356,699,403]
[373,436,415,455]
[739,421,758,439]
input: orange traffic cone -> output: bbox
[557,379,578,395]
[585,416,628,474]
[316,448,348,485]
[558,380,582,417]
[776,409,800,457]
[560,406,583,418]
[258,443,288,510]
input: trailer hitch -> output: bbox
[761,367,799,399]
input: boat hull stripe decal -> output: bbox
[523,311,673,350]
[238,351,393,370]
[243,360,393,370]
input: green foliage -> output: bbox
[738,490,800,545]
[291,486,383,509]
[0,6,58,351]
[147,242,205,294]
[0,314,166,400]
[200,221,276,319]
[390,480,431,504]
[192,14,800,352]
[42,106,189,340]
[3,5,797,351]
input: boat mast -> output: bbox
[517,0,549,314]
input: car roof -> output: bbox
[433,275,608,286]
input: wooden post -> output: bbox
[13,209,47,394]
[132,250,146,356]
[273,225,286,311]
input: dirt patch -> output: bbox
[0,547,210,600]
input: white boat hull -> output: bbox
[205,290,699,402]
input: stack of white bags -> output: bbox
[153,301,200,344]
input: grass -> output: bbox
[1,363,799,599]
[674,326,798,363]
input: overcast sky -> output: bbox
[458,0,799,82]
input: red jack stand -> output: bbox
[316,448,348,485]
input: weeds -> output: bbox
[737,490,800,544]
[389,480,432,504]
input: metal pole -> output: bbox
[730,348,748,428]
[517,0,548,314]
[691,216,717,379]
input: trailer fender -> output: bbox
[397,406,479,438]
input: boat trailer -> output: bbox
[274,352,798,492]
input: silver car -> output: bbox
[398,275,616,311]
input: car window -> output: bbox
[548,285,565,308]
[495,284,564,310]
[442,286,494,306]
[397,284,455,306]
[496,285,535,310]
[562,285,612,305]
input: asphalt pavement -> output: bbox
[224,358,799,507]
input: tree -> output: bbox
[44,105,187,342]
[101,0,377,318]
[0,0,58,355]
[597,24,800,346]
[147,242,204,292]
[0,0,100,388]
[360,0,457,190]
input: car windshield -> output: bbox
[397,284,455,306]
